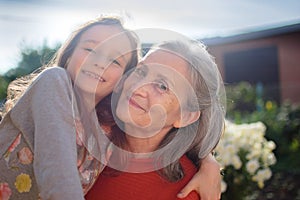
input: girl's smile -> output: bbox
[81,69,105,82]
[67,24,133,104]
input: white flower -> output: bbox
[266,141,276,151]
[215,120,276,193]
[232,155,242,169]
[225,144,237,154]
[259,168,272,180]
[246,159,260,174]
[220,153,232,166]
[246,147,262,160]
[261,150,277,167]
[266,153,277,166]
[221,180,227,193]
[252,168,272,188]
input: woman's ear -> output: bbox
[173,111,201,128]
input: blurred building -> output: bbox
[202,22,300,104]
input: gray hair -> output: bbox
[152,39,226,181]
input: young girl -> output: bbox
[0,16,139,200]
[0,15,221,200]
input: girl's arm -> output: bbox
[177,154,221,200]
[11,67,85,200]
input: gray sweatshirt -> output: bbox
[0,67,85,200]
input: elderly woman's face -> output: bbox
[116,49,195,135]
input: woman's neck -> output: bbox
[124,124,171,153]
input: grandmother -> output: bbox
[86,39,225,200]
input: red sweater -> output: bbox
[85,155,199,200]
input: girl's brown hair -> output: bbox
[3,15,139,115]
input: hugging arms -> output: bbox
[0,15,223,200]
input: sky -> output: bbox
[0,0,300,74]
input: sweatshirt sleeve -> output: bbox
[11,67,85,200]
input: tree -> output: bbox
[0,42,60,102]
[0,76,8,101]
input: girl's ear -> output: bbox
[173,111,201,128]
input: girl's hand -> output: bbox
[177,154,221,200]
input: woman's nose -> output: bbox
[132,82,153,98]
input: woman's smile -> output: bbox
[128,97,147,112]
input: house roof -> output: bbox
[201,21,300,46]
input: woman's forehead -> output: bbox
[141,49,189,78]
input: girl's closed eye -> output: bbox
[83,48,96,53]
[111,59,121,67]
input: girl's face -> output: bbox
[116,49,194,136]
[67,24,133,103]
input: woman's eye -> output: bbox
[156,81,169,92]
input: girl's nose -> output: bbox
[93,63,105,69]
[92,54,107,70]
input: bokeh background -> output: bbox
[1,0,300,199]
